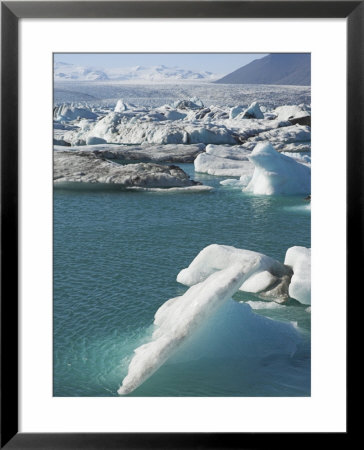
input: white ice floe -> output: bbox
[194,152,254,177]
[177,244,292,300]
[245,142,311,195]
[114,99,132,112]
[205,144,251,161]
[284,246,311,305]
[80,112,238,145]
[274,104,310,121]
[54,104,98,121]
[247,124,311,153]
[118,263,249,395]
[162,109,187,121]
[85,136,107,145]
[240,101,264,119]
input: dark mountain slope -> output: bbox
[216,53,310,86]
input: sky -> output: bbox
[54,53,267,74]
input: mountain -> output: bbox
[54,62,219,83]
[54,62,109,81]
[215,54,310,86]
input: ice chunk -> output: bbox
[274,104,310,122]
[177,244,292,301]
[195,152,254,177]
[229,105,244,119]
[245,142,311,195]
[247,124,311,153]
[86,136,107,145]
[241,101,264,119]
[205,144,251,161]
[163,110,187,121]
[118,263,249,395]
[284,246,311,305]
[173,98,203,110]
[54,104,97,121]
[114,99,136,112]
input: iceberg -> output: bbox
[114,99,133,112]
[118,263,253,395]
[245,142,311,195]
[241,101,264,119]
[86,136,107,145]
[284,246,311,305]
[177,244,292,301]
[54,104,98,121]
[274,104,310,122]
[229,105,244,119]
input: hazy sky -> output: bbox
[54,53,267,74]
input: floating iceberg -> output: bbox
[118,263,254,395]
[177,244,292,301]
[245,142,311,195]
[284,246,311,305]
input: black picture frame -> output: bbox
[1,1,358,448]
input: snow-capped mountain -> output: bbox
[54,62,220,83]
[54,62,109,81]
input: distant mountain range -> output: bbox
[54,62,220,83]
[215,54,311,86]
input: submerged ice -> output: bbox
[118,263,249,395]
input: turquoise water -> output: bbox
[53,164,310,397]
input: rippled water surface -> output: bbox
[54,164,310,396]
